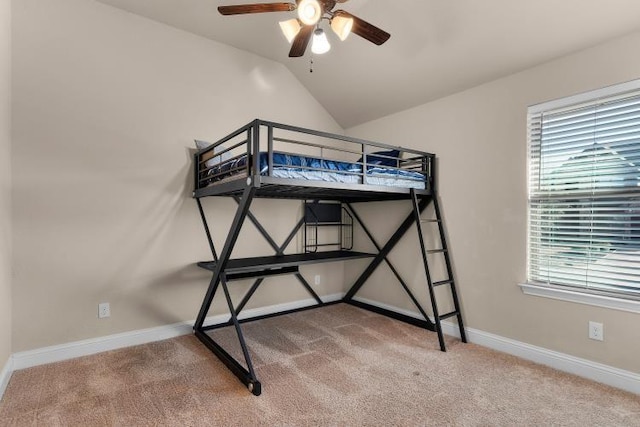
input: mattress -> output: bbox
[205,152,426,189]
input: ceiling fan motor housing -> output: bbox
[321,0,337,14]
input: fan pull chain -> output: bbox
[309,54,314,73]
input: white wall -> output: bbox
[0,0,11,371]
[11,0,344,352]
[10,0,640,377]
[346,31,640,373]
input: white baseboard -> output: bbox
[445,324,640,395]
[12,321,193,372]
[11,293,344,372]
[351,296,639,395]
[0,355,13,401]
[6,293,639,396]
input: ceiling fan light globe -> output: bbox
[279,19,301,43]
[311,28,331,54]
[298,0,322,26]
[331,15,353,41]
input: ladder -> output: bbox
[410,189,467,351]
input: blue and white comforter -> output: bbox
[205,152,425,189]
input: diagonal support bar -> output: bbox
[294,273,323,305]
[223,212,307,322]
[195,185,256,329]
[234,196,280,254]
[279,218,304,256]
[196,198,219,262]
[193,329,261,395]
[234,278,264,315]
[346,203,434,327]
[234,195,304,257]
[220,274,257,380]
[344,196,430,301]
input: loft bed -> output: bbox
[194,120,431,201]
[192,119,466,395]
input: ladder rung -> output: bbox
[438,311,459,321]
[420,219,441,223]
[432,279,453,287]
[426,249,447,254]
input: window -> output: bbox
[527,80,640,299]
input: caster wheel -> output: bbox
[248,381,262,396]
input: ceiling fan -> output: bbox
[218,0,391,57]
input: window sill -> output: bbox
[519,283,640,314]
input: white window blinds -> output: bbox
[528,81,640,298]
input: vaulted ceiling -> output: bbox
[96,0,640,128]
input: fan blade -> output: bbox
[218,3,295,15]
[289,24,314,57]
[335,10,390,45]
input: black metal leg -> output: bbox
[193,329,261,395]
[194,272,263,395]
[220,274,258,382]
[195,185,256,330]
[195,187,327,395]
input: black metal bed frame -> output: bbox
[192,119,466,395]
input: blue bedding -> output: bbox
[205,152,425,186]
[259,152,361,174]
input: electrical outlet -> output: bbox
[588,321,603,341]
[98,302,111,319]
[314,275,321,285]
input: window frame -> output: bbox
[524,79,640,310]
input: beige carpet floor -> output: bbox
[1,304,639,426]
